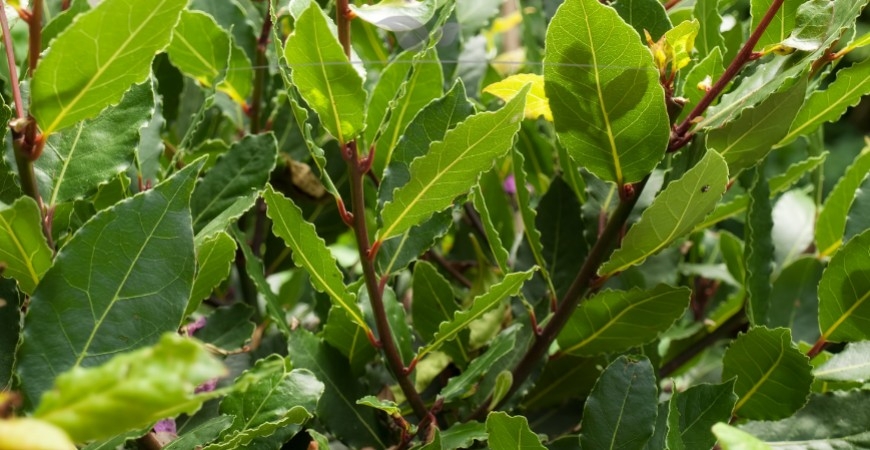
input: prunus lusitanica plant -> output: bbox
[1,0,869,448]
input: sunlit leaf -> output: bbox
[0,197,52,295]
[486,411,546,449]
[350,0,437,31]
[483,73,552,121]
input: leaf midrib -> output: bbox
[0,211,40,288]
[734,337,786,413]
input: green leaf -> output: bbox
[680,48,724,122]
[286,330,387,448]
[231,226,291,336]
[417,268,534,360]
[284,3,366,145]
[521,354,604,410]
[781,0,835,52]
[33,333,225,443]
[767,257,823,344]
[600,149,729,275]
[35,80,153,208]
[17,161,203,407]
[712,423,772,450]
[751,0,801,50]
[378,85,527,242]
[545,0,668,186]
[194,194,258,246]
[263,186,367,332]
[356,395,402,417]
[666,395,686,450]
[814,341,870,382]
[722,327,812,420]
[188,231,237,316]
[361,286,415,366]
[190,0,257,61]
[0,279,23,389]
[163,416,234,450]
[580,356,658,450]
[208,356,322,450]
[191,134,277,234]
[350,0,437,31]
[41,0,91,50]
[739,390,870,448]
[440,327,516,403]
[411,261,469,364]
[675,380,738,449]
[557,285,690,356]
[744,166,774,325]
[485,411,546,450]
[845,174,870,244]
[0,197,53,295]
[472,171,513,272]
[537,176,585,299]
[706,79,806,176]
[693,0,725,57]
[194,303,255,351]
[166,10,252,105]
[612,0,672,41]
[323,305,378,373]
[696,152,827,231]
[483,73,553,121]
[815,144,870,256]
[818,229,870,343]
[30,0,187,135]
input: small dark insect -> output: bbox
[700,185,710,193]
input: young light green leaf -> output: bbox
[818,229,870,343]
[486,411,546,450]
[188,231,237,316]
[416,269,535,360]
[356,396,402,417]
[712,424,772,450]
[0,197,53,295]
[722,327,812,420]
[440,327,516,403]
[166,10,252,105]
[30,0,187,135]
[35,81,152,207]
[545,0,668,186]
[263,186,368,333]
[751,0,801,50]
[744,166,774,325]
[816,144,870,256]
[191,134,277,234]
[693,0,725,57]
[17,161,203,407]
[675,380,738,449]
[814,341,870,382]
[706,79,806,176]
[600,149,728,275]
[696,153,827,231]
[581,356,658,450]
[0,418,76,450]
[781,59,870,148]
[378,85,528,242]
[557,285,691,356]
[284,3,366,145]
[483,73,552,121]
[33,333,225,443]
[350,0,437,31]
[209,356,322,450]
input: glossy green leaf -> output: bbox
[673,380,738,449]
[263,185,368,332]
[706,79,806,176]
[208,356,322,450]
[284,3,366,145]
[33,333,225,443]
[693,0,725,57]
[696,153,827,231]
[818,229,870,343]
[472,171,513,272]
[612,0,671,41]
[751,0,801,50]
[30,0,187,135]
[194,194,257,246]
[163,416,234,450]
[190,0,256,59]
[191,134,277,234]
[188,231,236,316]
[713,424,772,450]
[545,0,668,186]
[581,356,658,450]
[41,0,91,50]
[0,197,52,295]
[781,0,835,52]
[558,285,690,356]
[35,80,152,207]
[744,166,774,325]
[350,0,436,31]
[378,85,527,242]
[816,145,870,256]
[680,48,724,122]
[323,305,377,373]
[17,161,203,407]
[166,10,252,105]
[194,303,255,352]
[767,257,823,344]
[538,176,585,299]
[521,354,604,410]
[417,268,535,360]
[440,327,516,403]
[845,174,870,244]
[356,396,401,417]
[486,411,546,450]
[412,261,470,365]
[739,390,870,448]
[286,330,387,448]
[600,149,728,275]
[722,327,812,420]
[814,341,870,382]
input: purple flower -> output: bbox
[153,419,176,434]
[195,378,219,394]
[503,174,517,195]
[185,316,207,335]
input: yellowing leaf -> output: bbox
[484,74,552,121]
[647,19,700,73]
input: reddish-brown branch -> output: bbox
[663,0,682,10]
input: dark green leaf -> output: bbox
[693,0,726,57]
[486,411,546,450]
[612,0,672,41]
[557,285,691,356]
[675,380,738,449]
[0,279,22,388]
[580,356,658,450]
[545,0,668,186]
[0,197,53,294]
[440,326,517,403]
[163,416,234,450]
[472,170,514,272]
[751,0,801,50]
[744,166,774,325]
[17,161,203,407]
[816,145,870,256]
[521,354,603,410]
[537,176,585,299]
[766,257,823,344]
[722,327,812,420]
[411,261,470,364]
[323,304,377,374]
[188,232,237,316]
[845,174,870,244]
[231,226,291,336]
[818,229,870,343]
[194,303,255,351]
